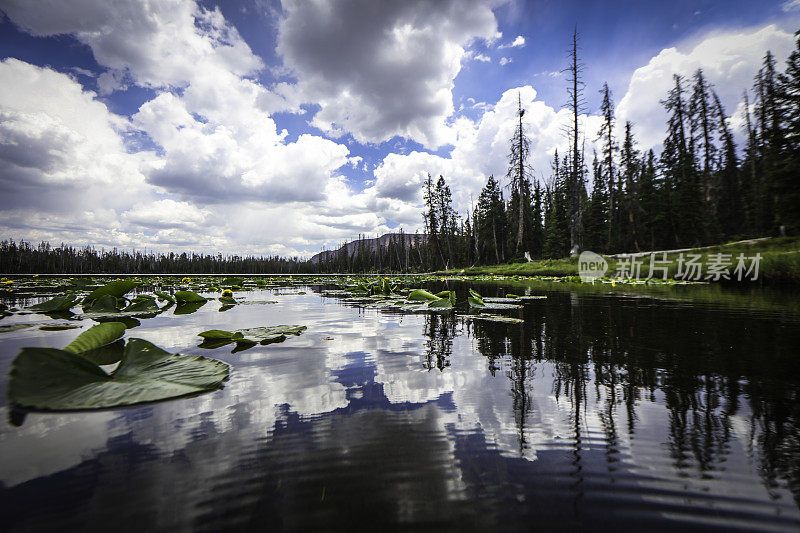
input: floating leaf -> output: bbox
[80,339,125,366]
[84,295,120,313]
[435,290,456,304]
[466,289,486,308]
[197,325,306,351]
[0,323,38,333]
[218,296,237,305]
[39,324,82,331]
[175,290,207,303]
[8,339,229,411]
[481,302,523,310]
[427,298,454,309]
[82,279,139,304]
[463,314,524,324]
[81,296,163,320]
[174,301,206,315]
[28,295,79,313]
[63,322,126,355]
[154,291,176,304]
[407,289,440,302]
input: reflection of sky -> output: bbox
[1,287,799,530]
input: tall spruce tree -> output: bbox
[475,175,507,264]
[597,83,618,250]
[661,74,703,246]
[619,121,641,251]
[583,149,608,252]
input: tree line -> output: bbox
[0,240,313,274]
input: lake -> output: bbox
[1,277,800,532]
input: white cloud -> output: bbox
[616,24,796,151]
[276,0,501,148]
[499,35,525,48]
[474,53,491,62]
[499,57,512,66]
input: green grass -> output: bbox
[438,236,800,284]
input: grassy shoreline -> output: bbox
[437,236,800,285]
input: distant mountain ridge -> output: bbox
[309,232,427,264]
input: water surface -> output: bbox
[1,280,799,532]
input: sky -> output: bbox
[0,0,798,258]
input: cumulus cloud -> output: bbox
[499,57,512,66]
[0,58,151,211]
[276,0,501,148]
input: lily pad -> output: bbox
[0,323,38,334]
[82,279,139,304]
[468,289,486,308]
[407,289,440,302]
[39,323,82,331]
[197,325,307,351]
[174,301,206,315]
[81,295,163,320]
[154,291,176,304]
[28,295,80,313]
[463,314,524,324]
[64,322,126,354]
[8,338,229,411]
[427,298,454,309]
[175,290,207,303]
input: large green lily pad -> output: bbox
[8,338,229,411]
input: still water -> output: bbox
[1,280,800,532]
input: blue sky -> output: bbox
[0,0,798,256]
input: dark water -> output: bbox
[1,281,800,532]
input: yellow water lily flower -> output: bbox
[221,289,233,297]
[32,274,39,277]
[181,277,191,282]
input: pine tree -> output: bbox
[475,175,507,264]
[661,74,703,246]
[597,82,618,250]
[619,121,641,251]
[583,149,608,252]
[637,150,661,250]
[544,151,571,257]
[712,91,742,238]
